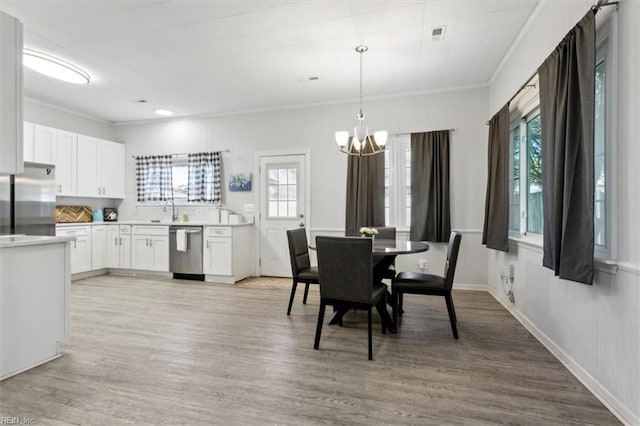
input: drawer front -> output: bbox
[119,225,131,235]
[132,225,169,236]
[56,226,90,237]
[205,227,232,237]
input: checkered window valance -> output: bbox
[187,152,222,203]
[135,155,174,202]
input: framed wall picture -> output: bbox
[229,173,251,192]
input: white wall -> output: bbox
[24,98,114,140]
[488,1,640,424]
[114,87,490,287]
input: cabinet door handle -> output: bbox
[145,238,149,246]
[150,239,153,247]
[119,237,122,245]
[115,237,118,246]
[58,184,62,192]
[206,241,210,249]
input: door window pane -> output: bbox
[267,166,298,218]
[526,114,543,234]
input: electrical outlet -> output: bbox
[507,290,515,304]
[509,264,515,282]
[418,259,428,271]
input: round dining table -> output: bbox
[310,237,429,333]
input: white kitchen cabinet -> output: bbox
[203,226,253,283]
[204,237,232,276]
[100,140,125,198]
[107,224,131,269]
[33,124,77,196]
[54,130,77,196]
[131,226,169,272]
[76,135,124,198]
[56,226,92,274]
[91,225,107,270]
[34,124,56,165]
[23,121,34,162]
[76,135,99,197]
[0,12,23,174]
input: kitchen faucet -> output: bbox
[163,199,178,222]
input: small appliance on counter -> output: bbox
[104,207,118,222]
[93,209,103,222]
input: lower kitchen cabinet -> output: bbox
[131,226,169,272]
[56,225,92,274]
[203,226,252,283]
[107,224,131,269]
[91,225,107,269]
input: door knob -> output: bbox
[299,213,304,219]
[299,222,304,227]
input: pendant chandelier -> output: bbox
[335,45,387,156]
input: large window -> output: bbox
[510,101,542,237]
[384,135,411,228]
[508,22,613,258]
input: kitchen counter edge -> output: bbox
[0,235,76,248]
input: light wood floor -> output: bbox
[0,275,619,425]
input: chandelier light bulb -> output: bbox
[374,131,388,146]
[335,131,350,147]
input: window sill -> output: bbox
[594,258,618,275]
[508,235,543,252]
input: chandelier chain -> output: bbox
[359,48,363,117]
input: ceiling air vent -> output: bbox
[431,26,446,42]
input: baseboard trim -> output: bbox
[453,282,488,291]
[489,290,637,426]
[71,269,108,281]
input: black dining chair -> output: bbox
[391,232,462,339]
[286,228,319,315]
[314,236,388,360]
[373,227,397,280]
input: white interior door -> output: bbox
[259,154,307,277]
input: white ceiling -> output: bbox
[1,0,537,124]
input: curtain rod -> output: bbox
[395,129,456,136]
[485,0,617,126]
[132,149,231,159]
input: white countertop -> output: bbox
[0,235,76,248]
[56,220,253,227]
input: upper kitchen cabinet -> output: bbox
[76,135,124,199]
[31,124,77,195]
[0,12,23,174]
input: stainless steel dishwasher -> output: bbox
[169,225,204,280]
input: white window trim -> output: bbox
[509,93,542,245]
[594,13,618,262]
[385,135,411,232]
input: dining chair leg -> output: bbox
[391,289,398,326]
[374,299,387,335]
[367,308,373,361]
[398,292,404,316]
[314,301,326,350]
[450,294,458,323]
[444,294,459,339]
[302,283,310,304]
[287,279,298,315]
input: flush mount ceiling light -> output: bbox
[335,45,387,157]
[23,48,90,85]
[155,109,173,117]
